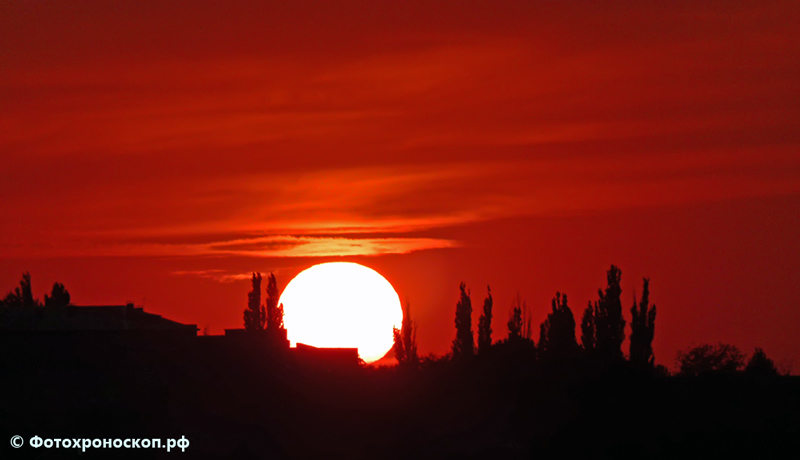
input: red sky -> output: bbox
[2,1,799,370]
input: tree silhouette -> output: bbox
[580,303,595,353]
[523,302,533,341]
[745,348,778,376]
[507,297,523,342]
[451,282,474,358]
[21,272,35,308]
[1,272,38,308]
[44,282,71,308]
[393,302,418,367]
[507,293,532,344]
[477,286,493,354]
[0,286,22,307]
[676,343,744,376]
[243,272,266,331]
[539,292,577,359]
[392,326,402,363]
[629,277,656,367]
[594,265,626,361]
[538,321,548,353]
[265,273,284,331]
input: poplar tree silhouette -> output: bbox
[265,273,284,332]
[523,300,533,341]
[580,303,595,353]
[451,282,474,358]
[538,321,548,353]
[393,302,418,367]
[593,265,626,361]
[477,286,493,354]
[243,272,266,331]
[629,277,656,367]
[44,282,71,308]
[21,272,35,308]
[538,292,577,359]
[507,297,523,342]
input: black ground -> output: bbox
[2,338,798,459]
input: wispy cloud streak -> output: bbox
[1,235,458,259]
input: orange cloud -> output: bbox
[169,270,253,283]
[0,235,457,259]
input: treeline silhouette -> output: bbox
[393,264,780,378]
[0,271,71,309]
[0,267,795,459]
[0,268,780,376]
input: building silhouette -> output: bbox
[0,303,359,368]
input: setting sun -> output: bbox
[279,262,403,363]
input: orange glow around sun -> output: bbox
[279,262,403,363]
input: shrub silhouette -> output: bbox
[745,347,778,376]
[676,343,744,376]
[44,282,71,308]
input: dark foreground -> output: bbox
[1,338,798,459]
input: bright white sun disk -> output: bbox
[279,262,403,363]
